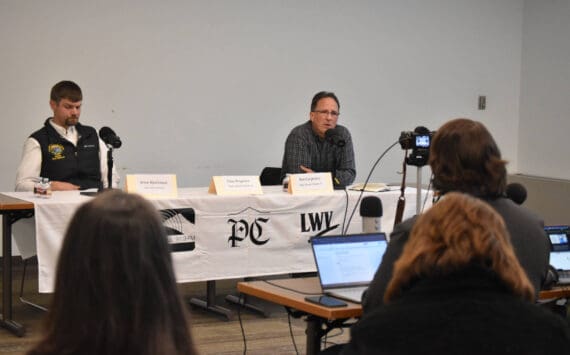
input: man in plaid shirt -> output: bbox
[281,91,356,188]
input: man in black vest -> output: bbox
[15,80,118,191]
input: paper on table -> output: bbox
[349,182,389,192]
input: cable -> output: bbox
[237,293,247,355]
[421,174,434,213]
[343,140,400,234]
[262,279,321,296]
[393,152,408,227]
[287,312,300,355]
[340,187,350,235]
[322,327,345,348]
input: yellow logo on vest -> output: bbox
[48,144,65,160]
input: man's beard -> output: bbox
[65,116,79,126]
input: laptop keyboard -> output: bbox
[328,287,367,303]
[558,270,570,284]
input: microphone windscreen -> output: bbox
[506,183,527,205]
[99,126,122,148]
[325,127,340,139]
[99,126,115,141]
[325,127,346,147]
[360,196,383,217]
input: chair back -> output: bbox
[260,167,282,185]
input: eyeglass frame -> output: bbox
[312,110,340,118]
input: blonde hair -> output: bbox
[384,192,534,303]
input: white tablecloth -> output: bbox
[6,186,429,292]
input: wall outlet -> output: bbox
[478,95,486,110]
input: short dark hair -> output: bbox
[310,91,340,112]
[429,118,507,197]
[50,80,82,103]
[28,190,196,355]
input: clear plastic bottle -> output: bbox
[34,177,52,198]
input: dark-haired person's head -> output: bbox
[49,81,83,128]
[385,192,534,304]
[429,118,507,198]
[28,190,196,355]
[310,91,340,112]
[309,91,340,138]
[50,80,82,104]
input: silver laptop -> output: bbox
[545,225,570,284]
[310,233,388,303]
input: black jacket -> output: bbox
[343,268,570,355]
[31,118,101,189]
[362,197,550,312]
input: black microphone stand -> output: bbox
[80,144,116,196]
[106,145,114,190]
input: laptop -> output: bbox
[545,225,570,284]
[310,232,388,303]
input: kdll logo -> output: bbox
[160,208,196,252]
[301,211,339,236]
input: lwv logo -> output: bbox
[300,211,339,235]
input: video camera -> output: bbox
[399,126,434,167]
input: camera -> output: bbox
[399,127,434,167]
[399,129,432,150]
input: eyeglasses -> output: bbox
[313,110,340,118]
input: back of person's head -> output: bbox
[384,192,534,304]
[28,190,196,355]
[429,118,507,197]
[310,91,340,111]
[50,80,82,103]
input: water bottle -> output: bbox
[34,177,52,198]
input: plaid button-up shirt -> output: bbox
[281,121,356,187]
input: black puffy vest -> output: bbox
[31,118,101,189]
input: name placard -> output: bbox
[125,174,178,198]
[287,172,334,195]
[208,175,263,195]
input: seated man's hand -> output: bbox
[50,181,80,191]
[300,165,314,173]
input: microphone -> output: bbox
[506,182,527,205]
[360,196,383,233]
[99,127,122,149]
[325,127,346,147]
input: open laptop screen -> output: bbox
[311,233,387,289]
[544,225,570,272]
[550,252,570,271]
[545,225,570,252]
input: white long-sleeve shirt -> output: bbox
[15,120,120,191]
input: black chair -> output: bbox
[259,167,282,185]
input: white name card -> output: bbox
[125,174,178,198]
[208,175,263,195]
[287,172,334,195]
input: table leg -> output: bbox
[305,315,324,355]
[189,280,234,320]
[225,293,269,317]
[1,214,25,337]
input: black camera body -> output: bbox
[399,127,434,167]
[399,131,432,150]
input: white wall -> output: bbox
[519,0,570,181]
[0,0,524,192]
